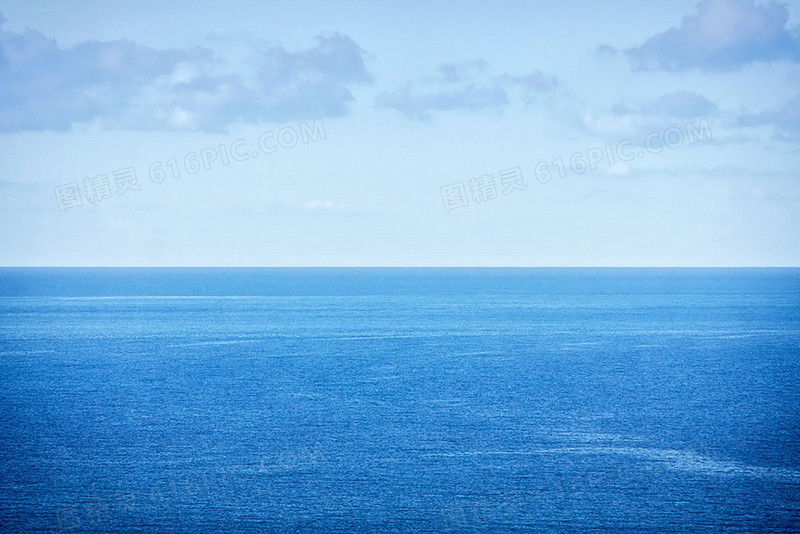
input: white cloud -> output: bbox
[303,200,342,210]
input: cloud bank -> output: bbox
[626,0,800,71]
[0,15,370,132]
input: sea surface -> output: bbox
[0,268,798,532]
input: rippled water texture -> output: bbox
[1,268,798,532]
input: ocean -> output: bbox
[0,268,798,532]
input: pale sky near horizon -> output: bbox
[1,0,799,266]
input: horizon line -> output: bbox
[1,266,799,269]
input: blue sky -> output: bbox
[1,0,799,266]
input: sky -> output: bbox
[0,0,799,267]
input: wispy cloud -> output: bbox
[738,92,800,140]
[303,200,343,211]
[613,91,719,119]
[376,61,556,119]
[595,44,618,57]
[376,84,508,120]
[437,60,488,83]
[500,70,558,104]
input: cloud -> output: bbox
[738,92,800,139]
[376,84,508,120]
[437,60,488,82]
[303,200,343,211]
[377,62,556,119]
[613,91,718,118]
[626,0,800,71]
[595,44,618,56]
[619,163,797,180]
[0,14,370,132]
[0,18,208,132]
[501,70,558,103]
[253,33,371,121]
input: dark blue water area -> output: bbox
[0,268,799,532]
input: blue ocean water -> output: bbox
[0,268,798,533]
